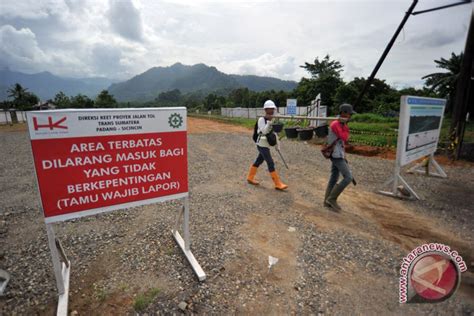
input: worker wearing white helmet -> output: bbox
[246,100,288,190]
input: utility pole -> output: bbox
[351,0,472,160]
[451,6,474,160]
[354,0,418,109]
[354,0,471,111]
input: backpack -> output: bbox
[252,118,277,146]
[321,139,338,159]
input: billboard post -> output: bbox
[26,107,205,316]
[379,96,447,200]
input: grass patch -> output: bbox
[350,133,397,147]
[118,283,129,292]
[92,283,108,302]
[189,113,255,129]
[439,119,474,143]
[190,113,474,147]
[133,288,161,312]
[349,122,398,134]
[0,122,28,132]
[351,113,398,123]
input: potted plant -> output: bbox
[314,124,329,138]
[284,119,299,139]
[272,117,284,133]
[296,119,313,141]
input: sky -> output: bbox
[0,0,471,88]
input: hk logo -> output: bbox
[33,116,68,131]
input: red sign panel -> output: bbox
[27,108,188,223]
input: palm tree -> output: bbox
[422,52,463,112]
[7,83,28,108]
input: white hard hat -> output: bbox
[263,100,277,109]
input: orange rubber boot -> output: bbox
[270,171,288,190]
[247,165,260,185]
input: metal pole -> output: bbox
[452,6,474,159]
[412,1,471,15]
[274,114,346,121]
[276,148,289,169]
[354,0,419,109]
[183,197,190,251]
[45,224,65,294]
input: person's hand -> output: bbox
[277,142,281,151]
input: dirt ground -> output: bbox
[0,118,473,315]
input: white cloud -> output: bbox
[108,0,144,42]
[221,53,297,79]
[0,0,471,88]
[0,25,48,69]
[0,24,87,78]
[0,0,60,19]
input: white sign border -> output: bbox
[26,107,189,223]
[398,96,446,167]
[44,192,189,223]
[25,107,204,316]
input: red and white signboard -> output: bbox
[27,108,188,223]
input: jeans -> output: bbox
[253,146,275,172]
[326,157,353,194]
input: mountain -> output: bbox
[230,74,297,92]
[0,68,116,101]
[0,64,298,103]
[108,63,297,102]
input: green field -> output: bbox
[190,113,474,148]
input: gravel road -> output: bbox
[0,118,473,315]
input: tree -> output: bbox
[274,90,289,108]
[54,91,71,109]
[1,100,13,111]
[296,55,344,111]
[7,83,38,110]
[334,83,359,107]
[22,92,39,110]
[71,94,94,108]
[301,54,343,79]
[7,83,27,105]
[157,89,181,103]
[183,93,200,109]
[295,76,343,112]
[204,93,218,110]
[95,90,117,108]
[422,52,463,112]
[334,77,395,113]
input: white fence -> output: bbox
[0,111,27,125]
[221,106,309,119]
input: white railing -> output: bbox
[0,110,27,125]
[220,106,309,119]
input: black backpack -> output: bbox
[252,118,277,146]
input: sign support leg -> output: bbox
[407,154,447,178]
[172,196,206,281]
[45,223,70,316]
[379,159,420,200]
[392,163,400,194]
[183,197,190,251]
[379,174,419,200]
[430,155,447,178]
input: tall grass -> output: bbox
[351,113,398,123]
[350,122,398,134]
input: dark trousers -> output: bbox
[253,146,275,172]
[326,157,353,194]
